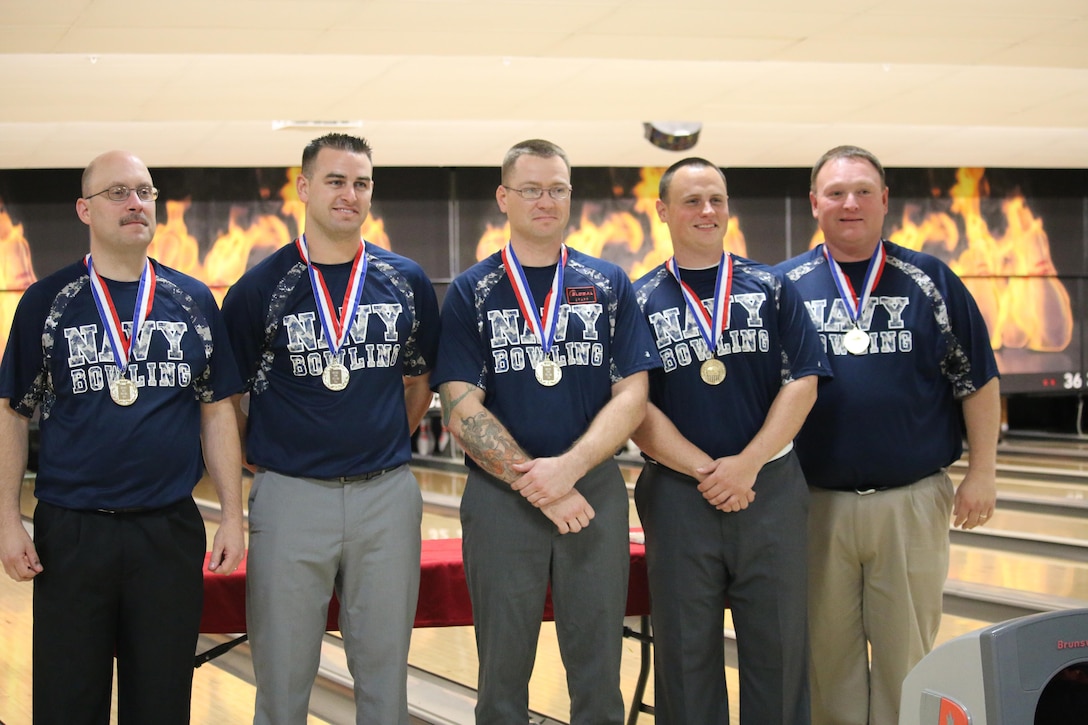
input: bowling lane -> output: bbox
[977,508,1088,541]
[948,545,1088,601]
[15,442,1088,725]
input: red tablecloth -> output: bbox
[200,536,649,633]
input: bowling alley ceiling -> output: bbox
[1,0,1086,169]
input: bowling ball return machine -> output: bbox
[899,609,1088,724]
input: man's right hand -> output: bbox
[1,522,42,582]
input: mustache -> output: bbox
[120,213,149,226]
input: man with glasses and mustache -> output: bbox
[0,150,245,723]
[432,139,660,724]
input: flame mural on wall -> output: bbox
[476,167,748,280]
[809,168,1073,355]
[476,165,1072,359]
[0,169,393,352]
[0,166,1076,364]
[148,169,390,304]
[0,204,37,355]
[897,168,1072,354]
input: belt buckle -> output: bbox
[337,466,393,484]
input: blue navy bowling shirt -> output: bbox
[221,240,440,479]
[634,255,831,460]
[430,247,660,464]
[776,241,999,491]
[0,258,241,510]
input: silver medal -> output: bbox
[535,358,562,387]
[109,377,139,406]
[322,361,350,391]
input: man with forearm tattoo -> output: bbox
[431,139,660,724]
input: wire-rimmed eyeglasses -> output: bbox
[502,185,572,201]
[84,185,159,203]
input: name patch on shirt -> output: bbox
[566,286,597,305]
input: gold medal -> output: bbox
[109,377,139,406]
[535,358,562,387]
[844,327,870,355]
[700,358,726,385]
[322,361,350,391]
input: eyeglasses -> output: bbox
[503,185,572,201]
[84,185,159,203]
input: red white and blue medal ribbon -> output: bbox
[502,243,567,385]
[296,235,367,390]
[84,254,155,405]
[821,241,885,354]
[667,253,732,384]
[666,253,732,355]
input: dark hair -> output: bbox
[810,145,885,190]
[658,157,727,201]
[501,139,570,184]
[301,134,373,177]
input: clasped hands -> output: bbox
[510,457,594,534]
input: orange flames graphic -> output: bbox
[894,168,1071,353]
[0,169,392,351]
[0,166,1074,359]
[0,205,37,354]
[476,167,747,279]
[154,169,391,303]
[810,168,1072,353]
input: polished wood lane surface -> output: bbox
[3,472,671,724]
[6,449,1087,725]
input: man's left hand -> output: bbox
[696,455,759,512]
[206,517,245,575]
[953,471,997,530]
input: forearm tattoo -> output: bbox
[440,387,472,426]
[459,411,528,483]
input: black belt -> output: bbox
[323,465,400,484]
[93,507,155,514]
[853,470,943,495]
[89,498,187,515]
